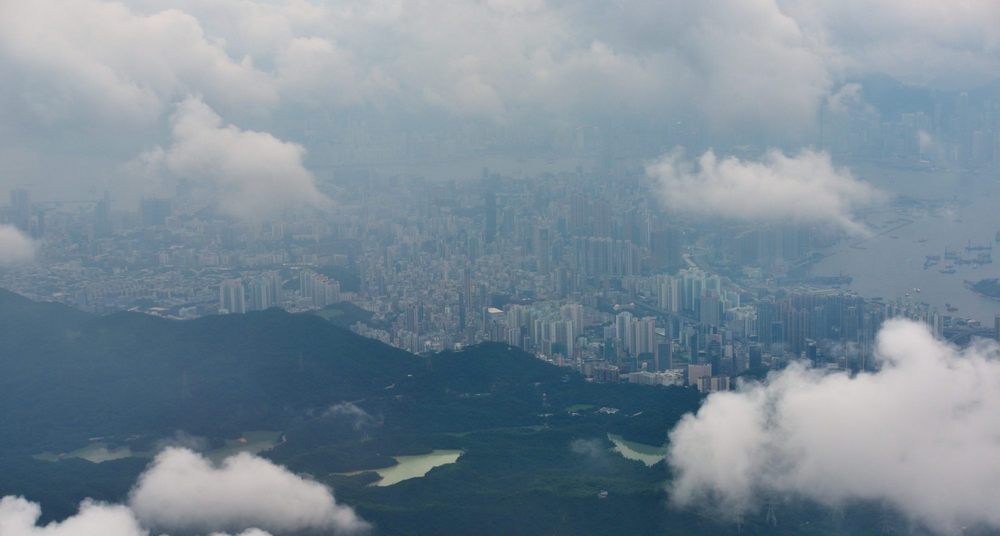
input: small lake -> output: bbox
[607,434,667,467]
[367,450,463,487]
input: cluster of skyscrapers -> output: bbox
[3,89,998,392]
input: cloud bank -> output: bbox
[1,0,998,207]
[0,497,146,536]
[0,225,36,265]
[0,448,366,536]
[4,0,998,134]
[647,149,883,234]
[667,319,1000,533]
[141,97,330,221]
[130,447,367,534]
[0,0,831,132]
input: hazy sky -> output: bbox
[0,0,998,226]
[2,3,1000,531]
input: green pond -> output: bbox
[344,450,463,487]
[607,434,668,467]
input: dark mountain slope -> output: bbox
[0,289,421,453]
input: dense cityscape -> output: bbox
[6,2,1000,535]
[4,79,1000,394]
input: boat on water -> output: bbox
[965,241,992,252]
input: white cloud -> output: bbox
[276,37,367,109]
[0,0,275,128]
[0,0,838,134]
[569,438,607,459]
[780,0,1000,88]
[323,402,378,430]
[1,0,999,205]
[0,497,146,536]
[0,225,36,266]
[0,449,365,536]
[667,319,1000,533]
[647,148,883,234]
[145,97,331,221]
[129,447,368,535]
[825,82,870,115]
[2,0,997,133]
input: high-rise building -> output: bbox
[9,188,35,235]
[615,311,633,349]
[749,344,763,369]
[140,197,171,227]
[634,316,656,356]
[300,270,341,307]
[219,279,247,314]
[483,190,497,243]
[687,363,712,388]
[560,303,584,339]
[697,375,730,393]
[248,271,283,311]
[93,191,112,238]
[705,333,726,374]
[655,341,672,371]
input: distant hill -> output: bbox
[0,289,689,455]
[0,289,420,454]
[1,290,922,535]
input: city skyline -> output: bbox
[2,1,1000,535]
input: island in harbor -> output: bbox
[967,278,1000,300]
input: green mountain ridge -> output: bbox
[0,289,421,454]
[0,289,961,535]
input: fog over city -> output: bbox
[1,1,1000,535]
[1,1,999,204]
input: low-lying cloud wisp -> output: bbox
[667,319,1000,533]
[647,148,884,234]
[0,225,36,266]
[0,447,368,536]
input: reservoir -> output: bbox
[607,434,667,467]
[369,450,463,487]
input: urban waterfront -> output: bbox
[812,167,1000,325]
